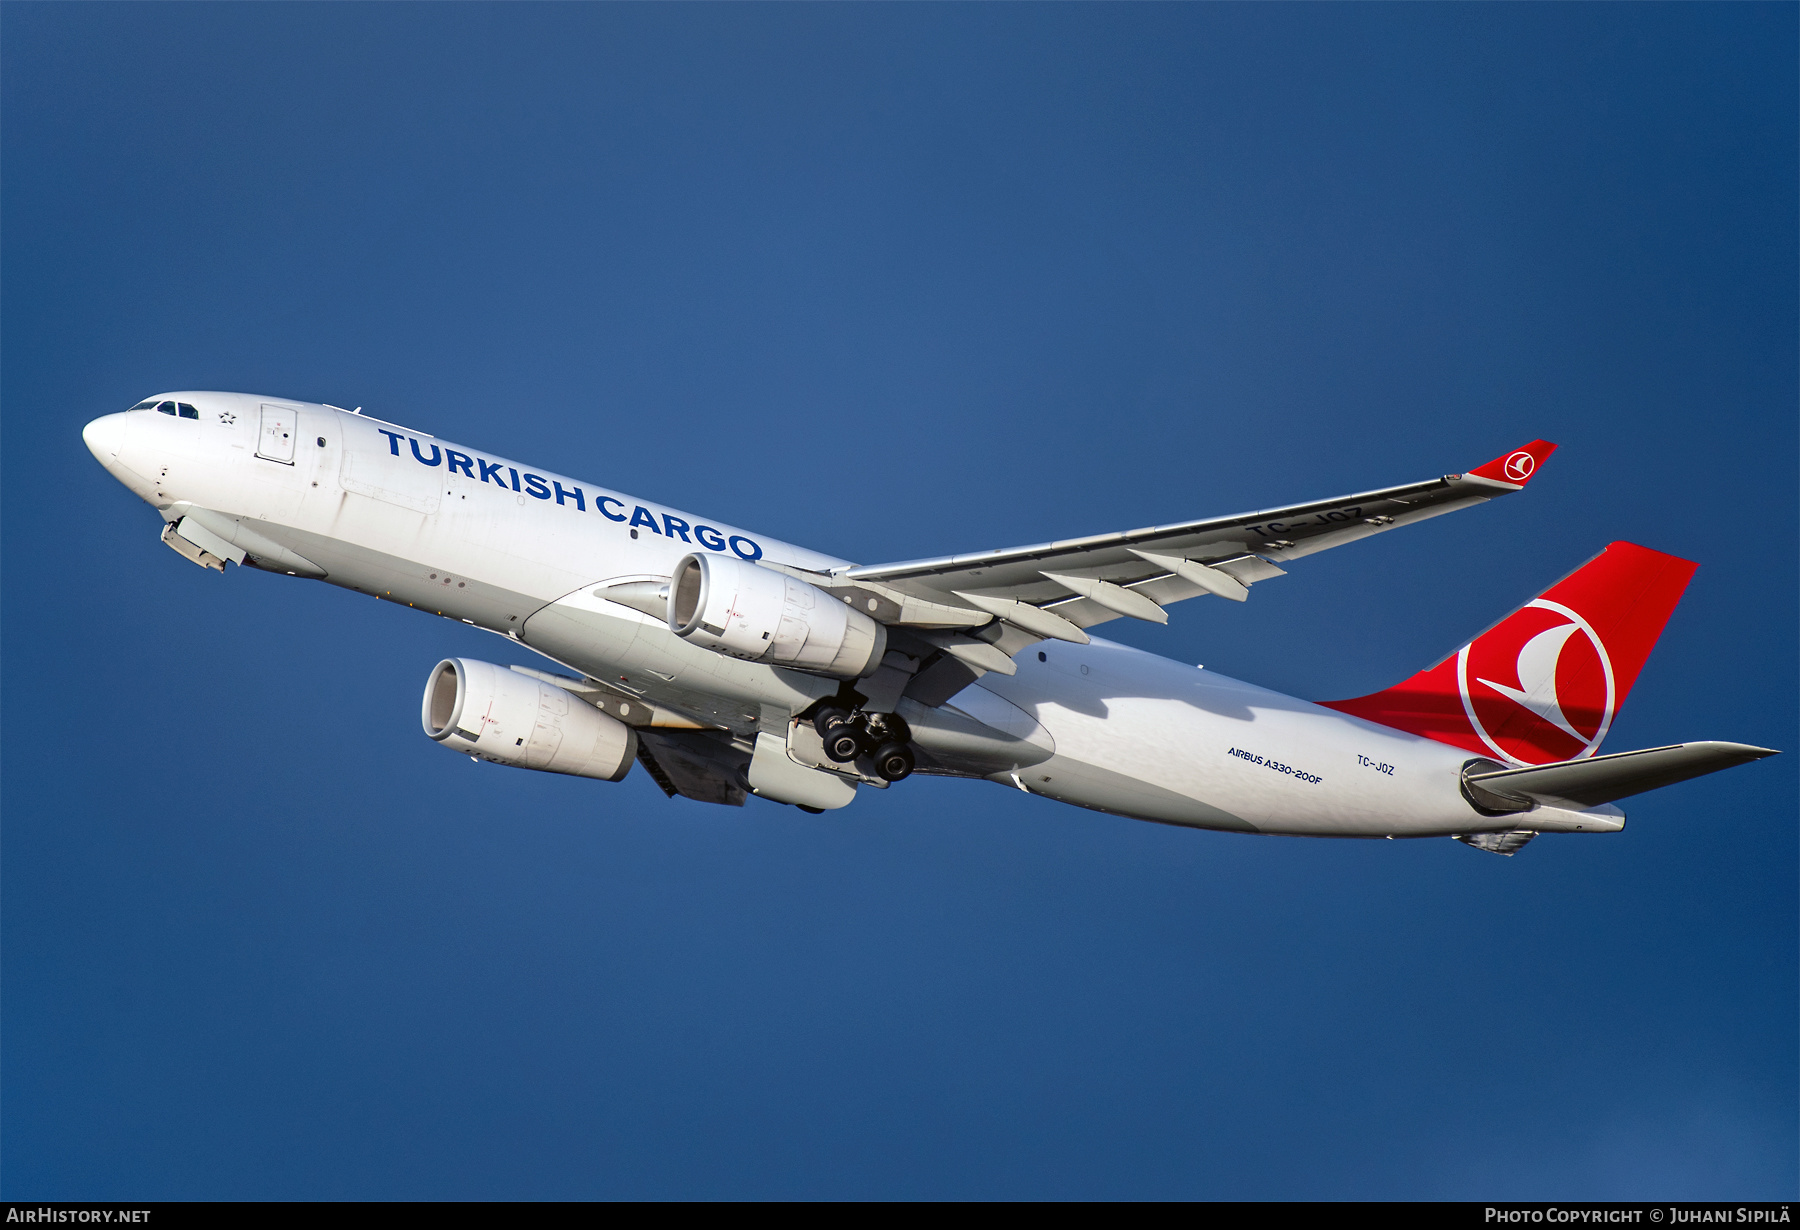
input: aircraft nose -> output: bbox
[83,413,126,462]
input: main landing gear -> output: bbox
[812,706,915,782]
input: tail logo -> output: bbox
[1501,451,1537,482]
[1456,599,1615,766]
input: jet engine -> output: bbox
[422,658,637,781]
[668,553,886,679]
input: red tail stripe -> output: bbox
[1320,542,1696,766]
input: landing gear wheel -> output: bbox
[823,726,867,763]
[872,741,915,782]
[813,706,854,737]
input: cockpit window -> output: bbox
[132,398,202,418]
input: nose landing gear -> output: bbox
[812,707,915,781]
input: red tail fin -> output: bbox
[1320,542,1698,766]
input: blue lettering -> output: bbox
[508,467,521,492]
[376,429,404,455]
[629,506,662,534]
[410,438,442,466]
[596,496,627,522]
[445,450,475,478]
[553,481,585,511]
[662,515,692,543]
[523,473,552,500]
[478,458,507,486]
[729,535,762,561]
[693,525,727,552]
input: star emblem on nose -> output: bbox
[218,412,236,424]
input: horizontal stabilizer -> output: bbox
[1465,741,1778,809]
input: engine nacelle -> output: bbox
[421,658,637,782]
[668,553,886,679]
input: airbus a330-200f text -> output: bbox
[83,394,1777,855]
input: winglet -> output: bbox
[1466,440,1557,486]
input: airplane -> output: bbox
[82,393,1777,855]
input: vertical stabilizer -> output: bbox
[1320,542,1698,766]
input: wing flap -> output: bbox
[636,731,750,807]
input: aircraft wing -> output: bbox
[839,441,1557,647]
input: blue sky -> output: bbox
[4,3,1794,1199]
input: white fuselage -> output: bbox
[83,392,1617,840]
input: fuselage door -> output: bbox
[338,418,443,514]
[257,404,298,464]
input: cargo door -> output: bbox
[257,404,298,464]
[337,417,441,514]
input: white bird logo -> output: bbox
[1476,622,1586,741]
[1457,599,1616,765]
